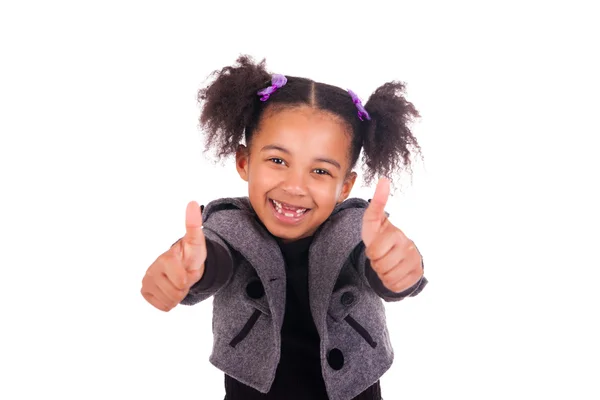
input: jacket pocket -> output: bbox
[229,309,262,348]
[344,315,378,348]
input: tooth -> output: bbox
[284,212,295,217]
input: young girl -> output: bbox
[141,55,428,400]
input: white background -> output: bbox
[1,1,599,399]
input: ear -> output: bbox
[337,171,357,203]
[235,144,250,182]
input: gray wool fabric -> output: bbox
[183,197,422,400]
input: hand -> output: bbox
[362,178,423,293]
[141,201,207,311]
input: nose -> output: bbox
[280,169,308,197]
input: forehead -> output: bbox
[252,106,352,160]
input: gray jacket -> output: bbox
[182,197,426,400]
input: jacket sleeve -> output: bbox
[354,242,428,302]
[171,228,235,306]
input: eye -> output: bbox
[269,157,286,165]
[313,168,331,176]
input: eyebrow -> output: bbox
[260,144,341,170]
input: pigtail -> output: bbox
[361,81,422,185]
[197,55,271,160]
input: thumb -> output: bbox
[362,177,390,245]
[184,201,204,245]
[182,201,206,271]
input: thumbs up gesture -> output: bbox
[362,178,423,294]
[141,201,207,312]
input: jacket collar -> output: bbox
[201,197,370,332]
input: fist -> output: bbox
[141,201,207,312]
[362,178,423,293]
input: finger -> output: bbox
[369,238,409,276]
[362,178,391,245]
[162,253,188,290]
[380,245,421,281]
[143,273,179,310]
[364,177,390,223]
[154,273,187,305]
[182,202,207,271]
[384,266,422,294]
[145,293,169,312]
[365,226,407,264]
[141,287,170,312]
[183,201,204,247]
[148,257,187,301]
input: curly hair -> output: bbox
[197,55,422,186]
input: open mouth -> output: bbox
[269,198,311,220]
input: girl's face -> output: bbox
[236,106,357,242]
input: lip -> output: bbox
[268,198,311,225]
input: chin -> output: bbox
[265,224,307,241]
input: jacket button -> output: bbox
[340,291,354,306]
[246,280,264,299]
[327,348,344,370]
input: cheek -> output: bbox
[311,179,345,205]
[247,164,277,193]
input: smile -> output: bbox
[268,198,311,224]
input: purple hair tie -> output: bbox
[347,89,371,121]
[257,74,287,101]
